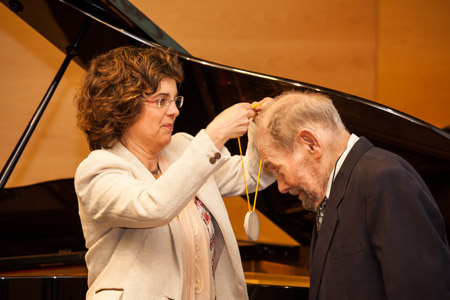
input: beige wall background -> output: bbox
[0,0,449,187]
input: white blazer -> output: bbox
[75,124,275,300]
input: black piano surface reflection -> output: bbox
[1,0,450,299]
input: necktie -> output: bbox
[316,197,328,232]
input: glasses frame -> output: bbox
[143,95,184,109]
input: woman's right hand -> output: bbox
[205,102,255,149]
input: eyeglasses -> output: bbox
[143,95,184,109]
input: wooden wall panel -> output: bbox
[377,0,450,128]
[137,0,377,100]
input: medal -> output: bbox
[238,135,263,241]
[244,210,260,241]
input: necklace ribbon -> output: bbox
[238,122,263,241]
[237,137,262,212]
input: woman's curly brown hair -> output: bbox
[75,46,184,150]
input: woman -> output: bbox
[74,45,274,300]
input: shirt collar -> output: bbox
[325,133,359,198]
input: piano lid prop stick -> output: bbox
[238,136,263,241]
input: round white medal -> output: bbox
[244,210,260,241]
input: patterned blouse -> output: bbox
[194,197,215,266]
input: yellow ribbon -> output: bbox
[237,136,262,212]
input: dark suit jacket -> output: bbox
[309,137,450,300]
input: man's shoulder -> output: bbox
[352,137,406,167]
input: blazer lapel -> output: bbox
[309,193,340,300]
[309,137,373,300]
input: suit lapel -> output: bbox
[309,193,340,300]
[309,137,373,300]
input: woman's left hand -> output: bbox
[250,97,273,123]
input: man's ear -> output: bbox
[297,129,322,158]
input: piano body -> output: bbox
[0,0,449,299]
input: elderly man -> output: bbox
[256,90,450,300]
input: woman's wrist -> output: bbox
[204,126,227,150]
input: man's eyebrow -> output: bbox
[263,161,272,169]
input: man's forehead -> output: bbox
[257,132,283,166]
[256,129,271,152]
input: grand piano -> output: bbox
[1,0,449,299]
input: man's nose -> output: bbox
[277,177,291,194]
